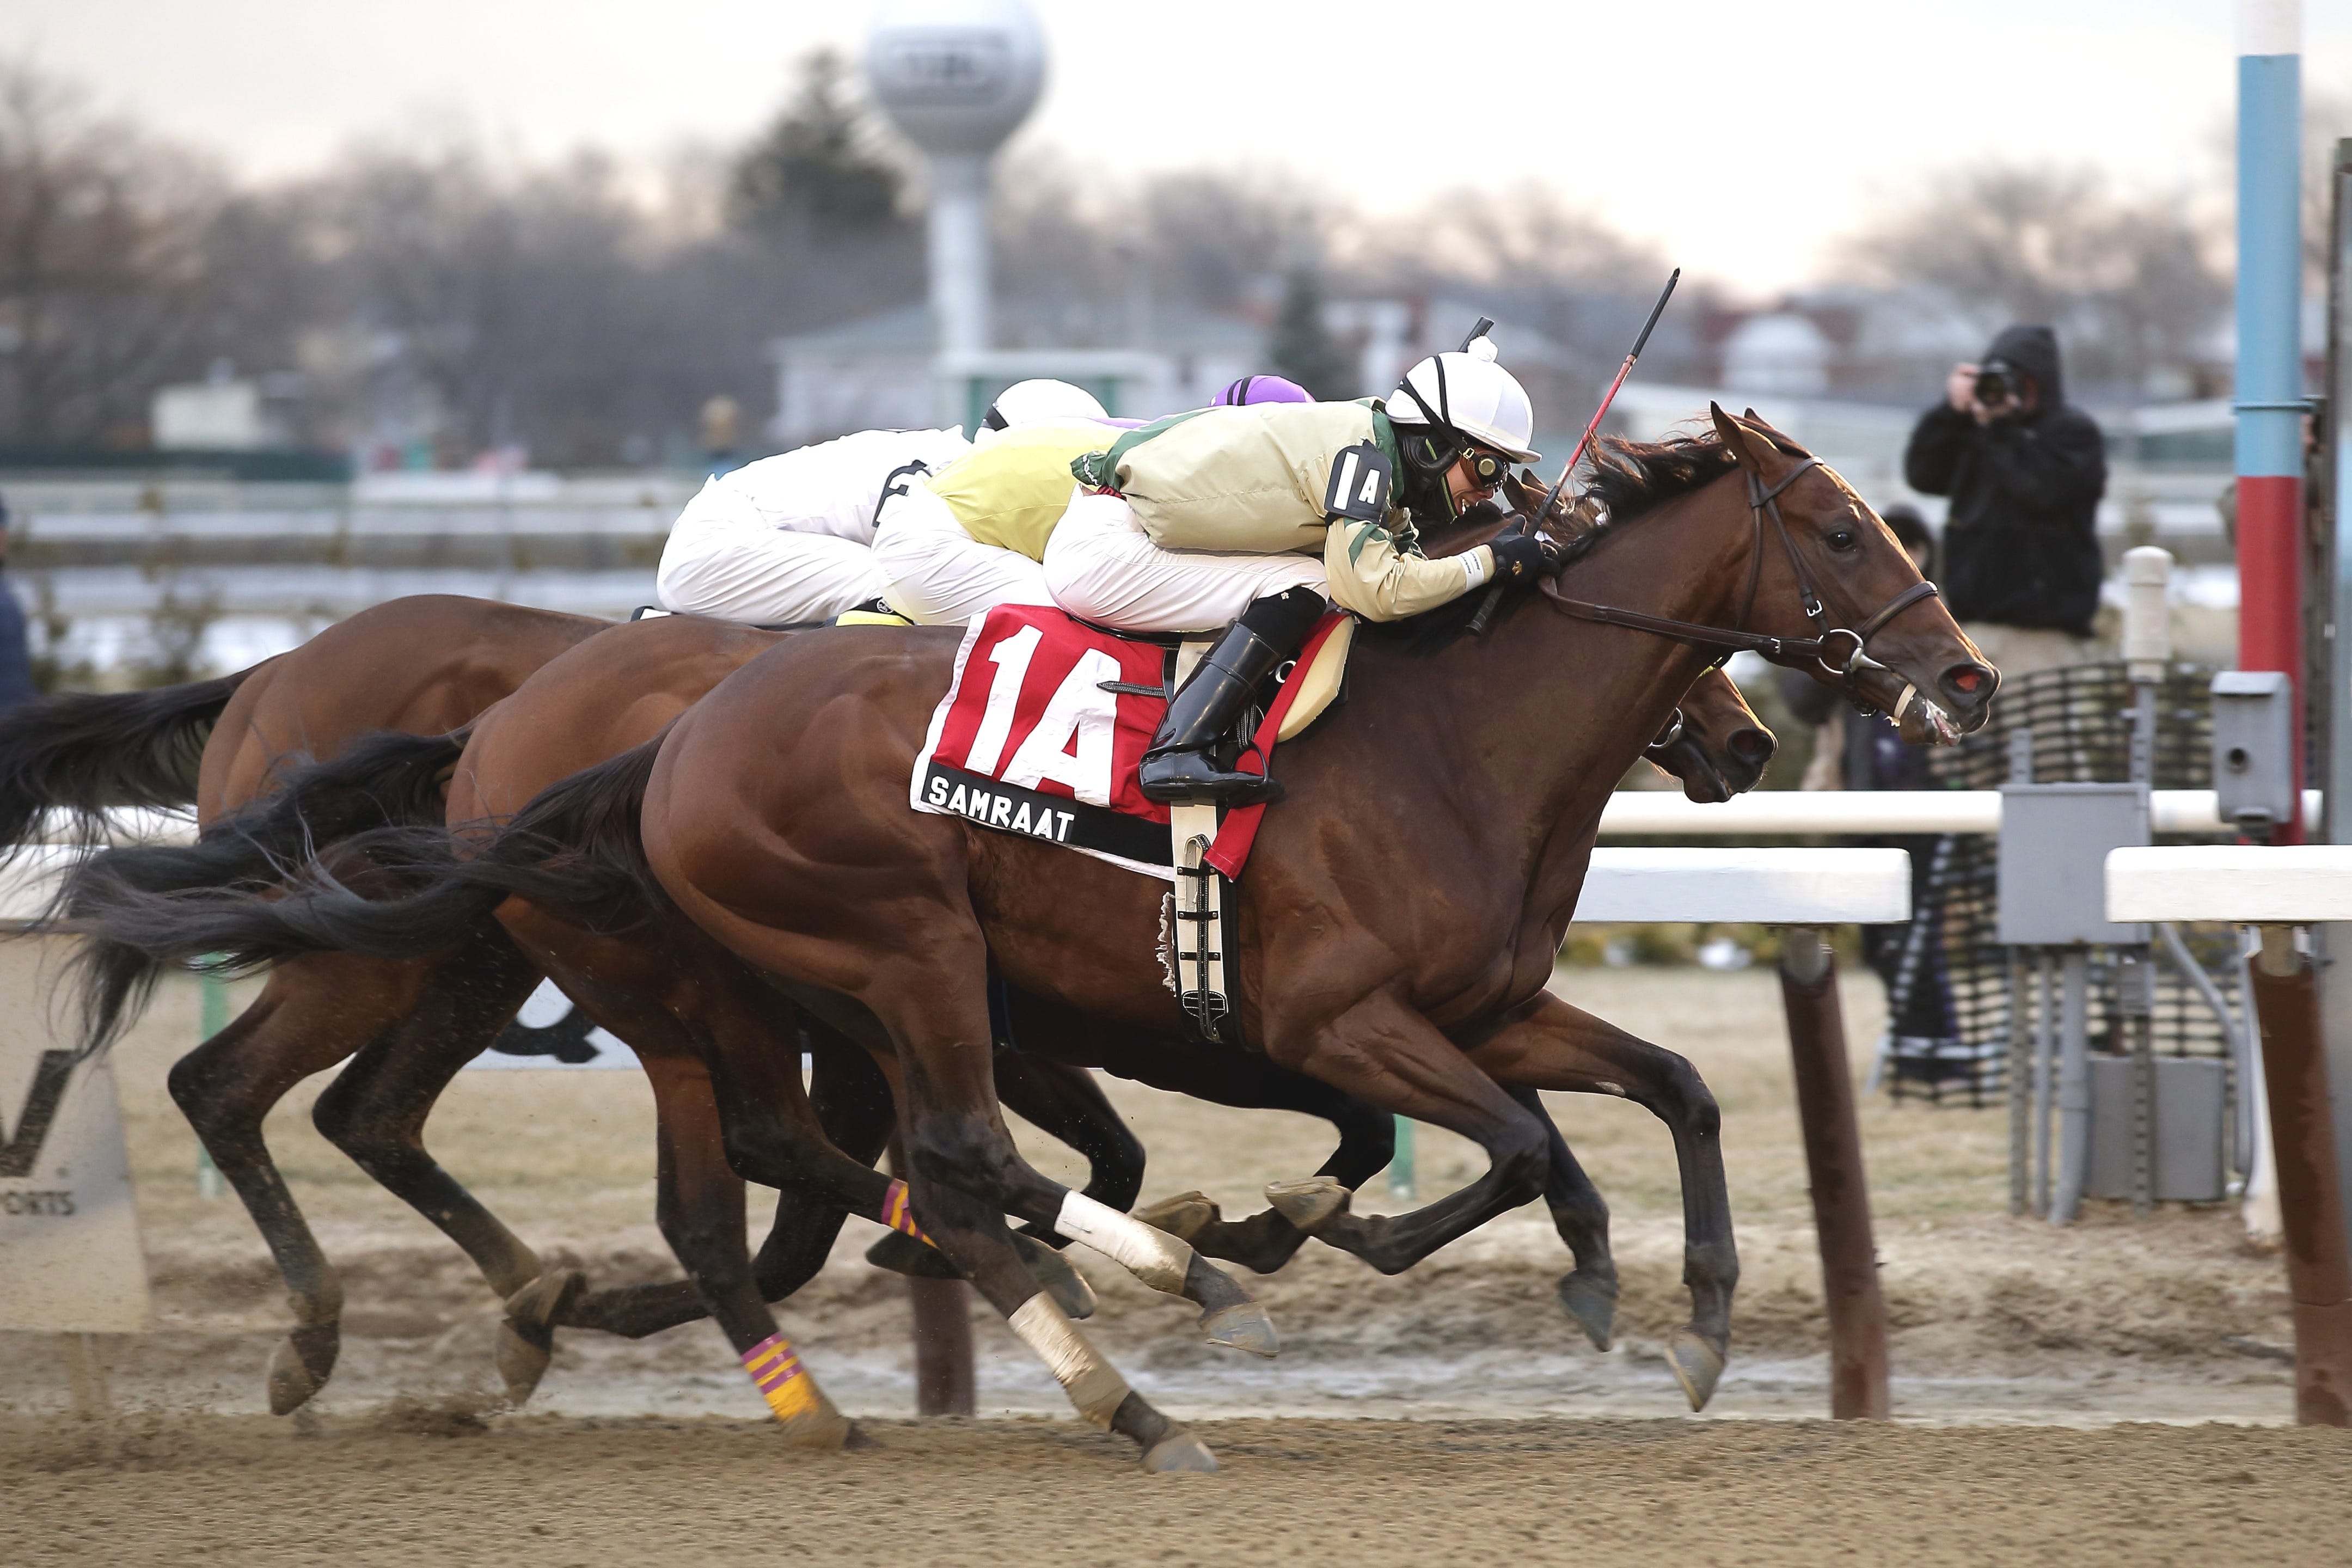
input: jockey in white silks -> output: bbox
[871,374,1312,627]
[1042,339,1556,807]
[652,379,1111,626]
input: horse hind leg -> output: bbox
[1142,1079,1398,1277]
[165,961,376,1416]
[304,934,580,1406]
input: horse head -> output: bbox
[1647,665,1776,803]
[1705,403,1998,742]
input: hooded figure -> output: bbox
[1902,324,2106,638]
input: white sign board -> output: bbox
[0,936,152,1333]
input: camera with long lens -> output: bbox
[1973,358,2018,408]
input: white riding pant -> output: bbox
[1042,491,1327,634]
[656,489,887,626]
[871,483,1055,626]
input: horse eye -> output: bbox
[1826,529,1858,552]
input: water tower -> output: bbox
[867,0,1045,359]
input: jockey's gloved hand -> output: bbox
[1488,531,1560,585]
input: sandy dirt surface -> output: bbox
[1,964,2326,1563]
[8,1412,2351,1568]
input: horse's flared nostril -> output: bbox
[1941,663,1996,705]
[1729,728,1777,766]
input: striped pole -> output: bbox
[2236,0,2306,842]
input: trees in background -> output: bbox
[2,50,2318,467]
[1845,160,2231,399]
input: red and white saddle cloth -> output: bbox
[910,604,1343,880]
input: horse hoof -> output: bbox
[865,1229,959,1280]
[1140,1429,1220,1473]
[1132,1191,1220,1243]
[1557,1269,1619,1352]
[496,1269,585,1405]
[1667,1330,1726,1412]
[1199,1302,1279,1359]
[1264,1177,1352,1233]
[777,1408,858,1450]
[266,1322,340,1416]
[1011,1232,1099,1320]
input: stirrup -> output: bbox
[1139,749,1283,807]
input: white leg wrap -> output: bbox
[1055,1191,1194,1294]
[1008,1294,1131,1429]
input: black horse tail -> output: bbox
[57,736,668,1056]
[0,665,261,857]
[52,727,471,1061]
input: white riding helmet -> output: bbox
[1387,337,1541,464]
[984,378,1110,431]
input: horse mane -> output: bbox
[1370,428,1757,653]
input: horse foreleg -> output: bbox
[1260,990,1551,1276]
[1468,992,1737,1410]
[634,1053,857,1448]
[1506,1084,1620,1352]
[992,1054,1147,1234]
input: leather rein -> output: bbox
[1538,454,1943,689]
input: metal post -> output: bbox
[2318,129,2352,1273]
[2007,951,2030,1216]
[2234,1,2306,843]
[2122,547,2169,1217]
[2050,949,2092,1223]
[2034,955,2057,1216]
[2247,924,2352,1424]
[1777,926,1891,1419]
[1389,1116,1417,1202]
[197,963,227,1199]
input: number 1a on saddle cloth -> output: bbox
[910,603,1345,880]
[911,605,1180,877]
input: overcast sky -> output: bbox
[10,1,2349,293]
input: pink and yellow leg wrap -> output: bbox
[881,1179,933,1244]
[740,1332,819,1423]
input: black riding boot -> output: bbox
[1138,587,1325,807]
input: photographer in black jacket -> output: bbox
[1903,324,2107,678]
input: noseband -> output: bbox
[1538,455,1943,691]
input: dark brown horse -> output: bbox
[2,597,608,1410]
[57,602,1775,1434]
[264,412,1984,1467]
[635,412,1988,1459]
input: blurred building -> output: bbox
[769,301,1261,444]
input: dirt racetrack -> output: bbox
[5,1411,2350,1568]
[3,963,2338,1564]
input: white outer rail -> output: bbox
[1599,788,2325,838]
[2106,845,2352,924]
[1577,848,1909,924]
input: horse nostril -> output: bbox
[1945,665,1989,697]
[1730,729,1777,764]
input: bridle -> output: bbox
[1538,454,1944,696]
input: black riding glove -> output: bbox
[1487,531,1559,585]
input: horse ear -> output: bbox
[1708,401,1769,476]
[1740,407,1815,458]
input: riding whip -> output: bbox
[1467,267,1680,634]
